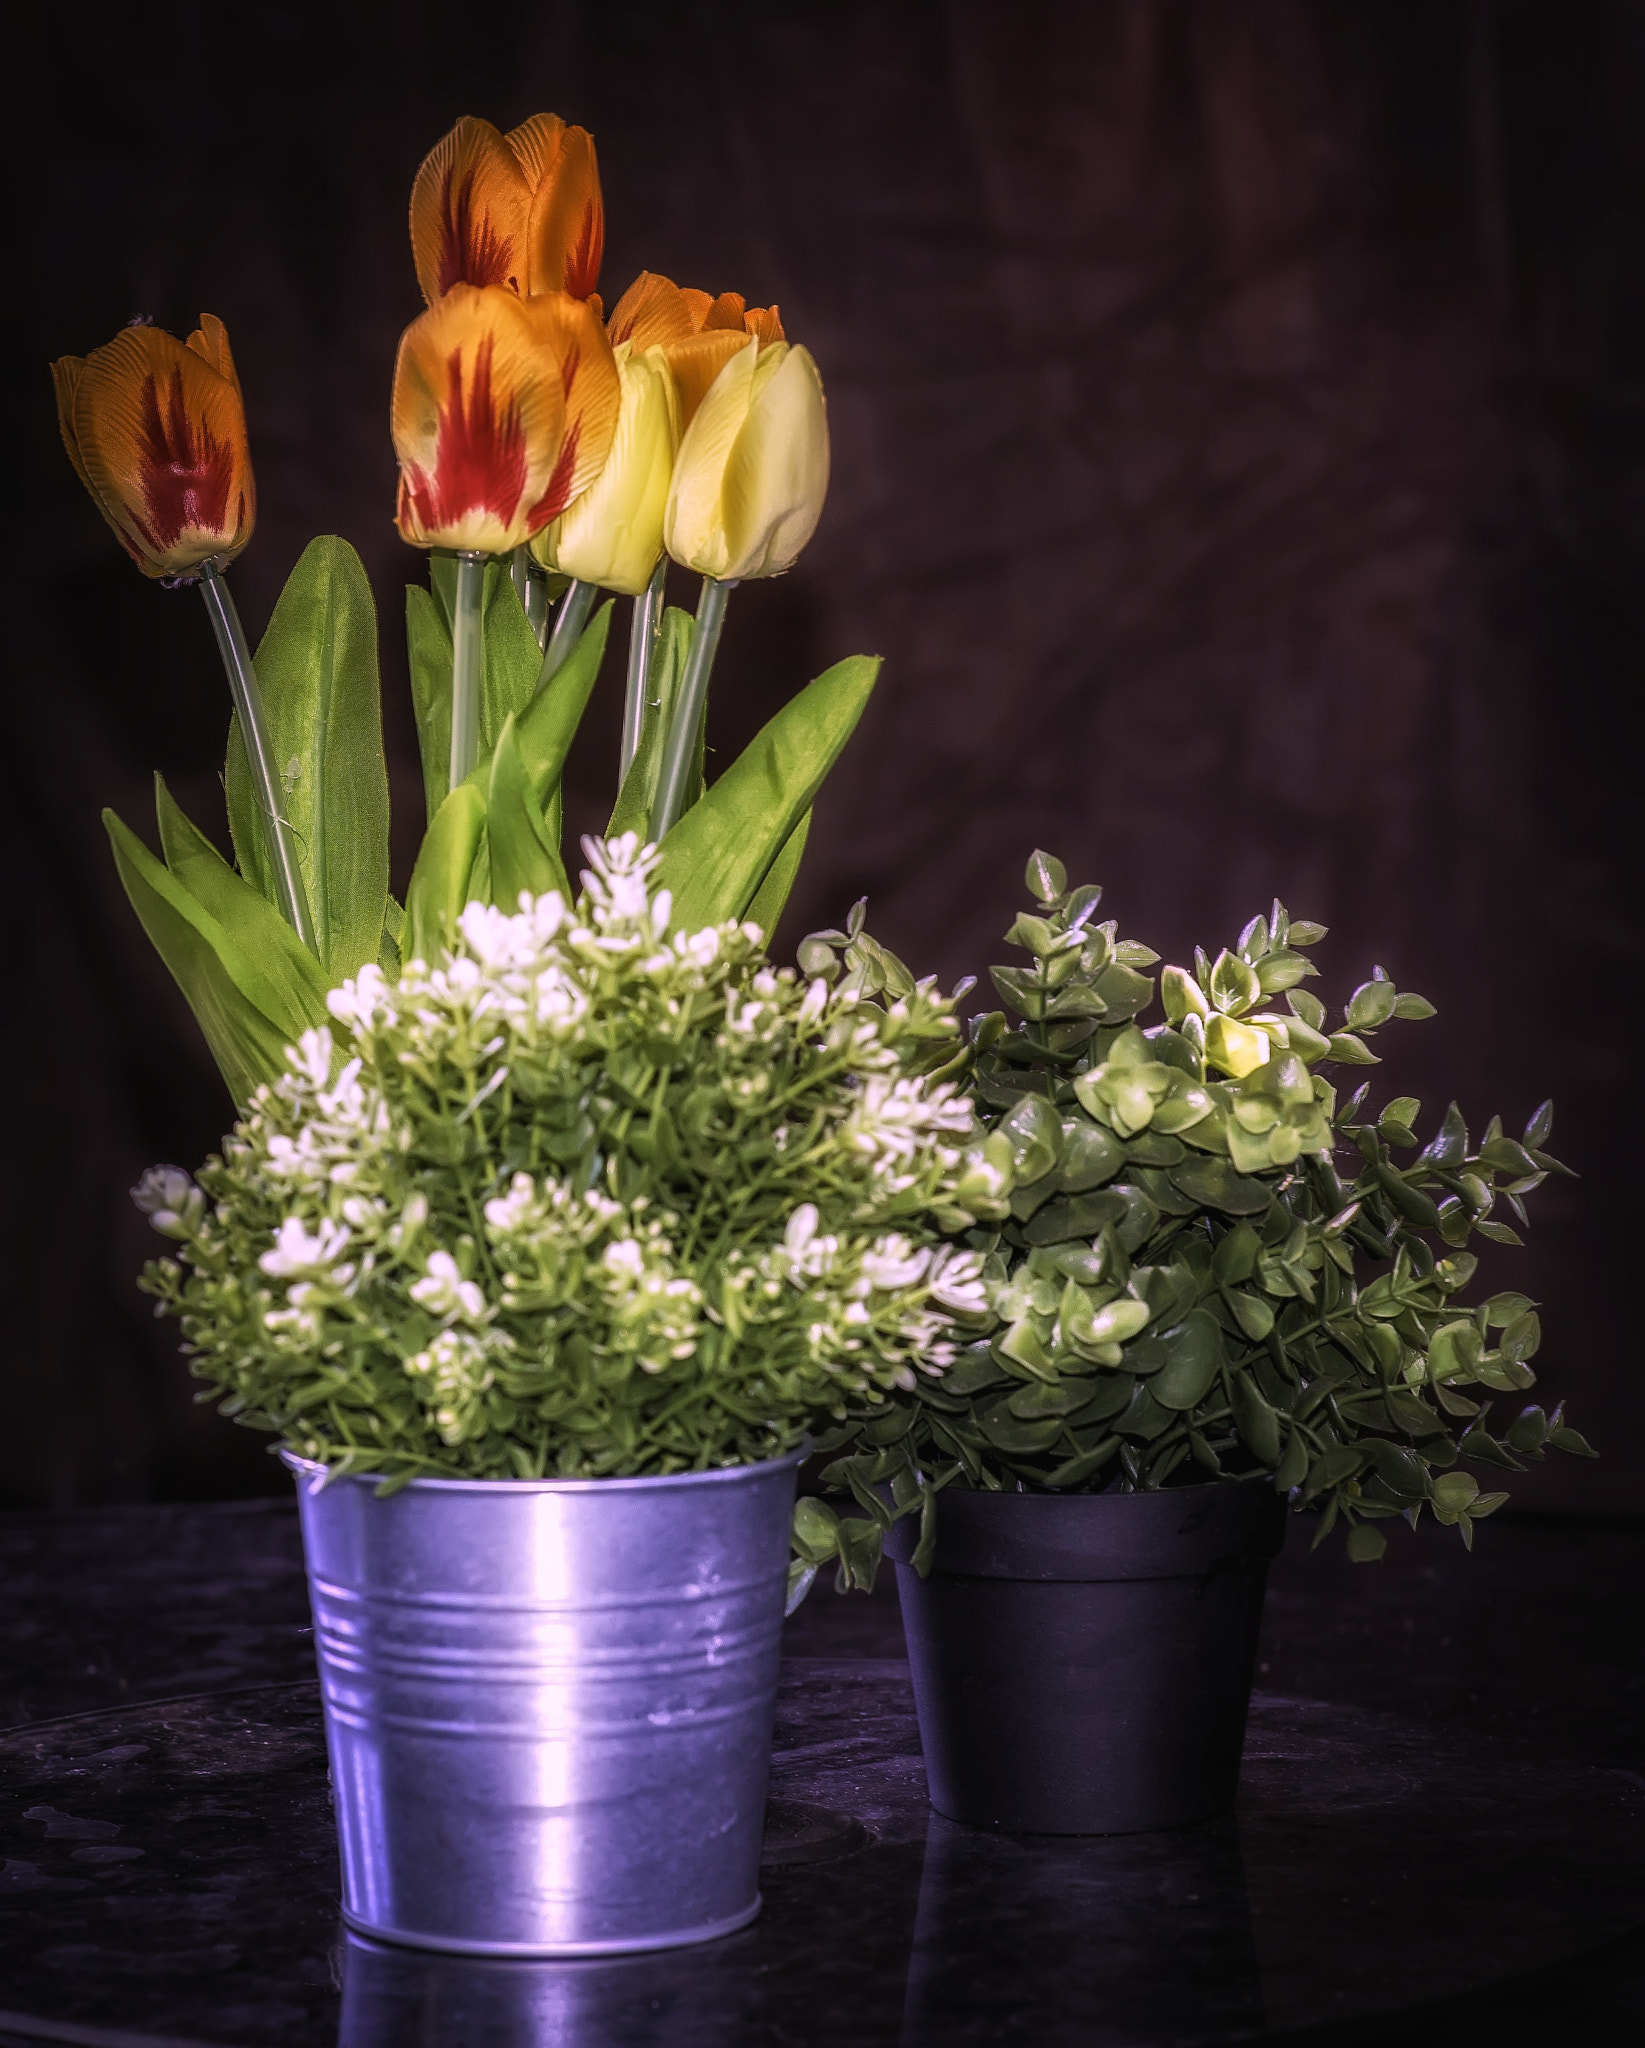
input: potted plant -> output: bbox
[133,838,1003,1951]
[798,854,1593,1835]
[55,111,1011,1952]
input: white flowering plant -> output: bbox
[134,838,1008,1498]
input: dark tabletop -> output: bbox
[2,1498,1644,2045]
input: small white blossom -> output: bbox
[260,1216,352,1278]
[410,1250,488,1324]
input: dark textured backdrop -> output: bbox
[5,0,1640,1508]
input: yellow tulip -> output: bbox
[531,342,679,594]
[664,339,829,581]
[51,315,254,579]
[410,113,603,303]
[391,284,619,554]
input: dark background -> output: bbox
[4,0,1639,1510]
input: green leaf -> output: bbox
[227,536,388,978]
[746,809,811,945]
[1057,1121,1126,1192]
[1327,1031,1380,1064]
[1025,849,1066,903]
[1231,1372,1283,1465]
[608,606,695,839]
[512,600,614,808]
[656,654,880,932]
[486,716,571,909]
[1392,992,1437,1020]
[996,1094,1063,1184]
[1040,1437,1120,1488]
[155,778,329,1033]
[1170,1155,1273,1215]
[406,583,453,831]
[1150,1310,1225,1410]
[1346,977,1398,1030]
[405,782,488,968]
[1346,1523,1387,1563]
[104,809,294,1104]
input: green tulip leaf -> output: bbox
[656,654,880,932]
[104,808,295,1105]
[227,536,389,980]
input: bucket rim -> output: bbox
[279,1440,808,1496]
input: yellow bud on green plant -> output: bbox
[1204,1014,1272,1078]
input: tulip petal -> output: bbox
[393,285,566,553]
[65,323,254,577]
[703,292,748,331]
[664,338,759,577]
[520,293,620,530]
[185,312,240,392]
[391,286,619,553]
[744,304,786,344]
[666,328,755,431]
[410,116,532,303]
[717,344,829,579]
[50,353,95,500]
[537,343,678,594]
[520,120,604,300]
[607,271,697,350]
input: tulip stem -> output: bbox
[449,552,485,792]
[651,576,734,843]
[537,578,597,695]
[198,565,317,954]
[620,556,668,782]
[509,545,530,613]
[525,563,552,650]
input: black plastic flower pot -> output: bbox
[884,1479,1287,1835]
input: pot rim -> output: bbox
[279,1441,808,1496]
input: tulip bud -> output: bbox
[391,285,619,554]
[531,342,679,594]
[51,315,255,579]
[607,272,785,427]
[410,113,603,303]
[664,340,829,581]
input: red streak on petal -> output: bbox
[417,337,527,532]
[560,344,581,398]
[128,367,236,553]
[438,163,514,295]
[524,422,582,534]
[563,201,602,299]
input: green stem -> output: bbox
[620,555,668,782]
[449,551,485,792]
[509,545,530,614]
[525,563,552,649]
[650,576,734,841]
[537,577,597,694]
[197,564,317,954]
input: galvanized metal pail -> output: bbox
[284,1447,803,1956]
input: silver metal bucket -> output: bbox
[285,1447,802,1956]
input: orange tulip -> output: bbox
[410,114,604,304]
[391,284,620,554]
[51,315,255,579]
[606,272,785,426]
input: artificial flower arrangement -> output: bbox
[798,852,1593,1585]
[133,837,1003,1486]
[51,109,1014,1955]
[54,115,851,1107]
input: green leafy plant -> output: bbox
[134,838,1008,1487]
[804,854,1591,1578]
[106,539,875,1108]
